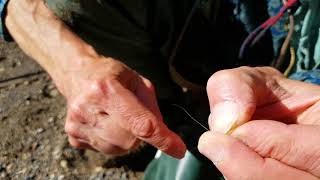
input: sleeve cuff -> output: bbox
[289,70,320,85]
[0,0,13,41]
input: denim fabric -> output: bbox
[289,70,320,85]
[0,0,11,40]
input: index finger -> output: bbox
[105,79,186,159]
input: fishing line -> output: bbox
[172,104,209,131]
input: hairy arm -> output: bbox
[5,0,98,94]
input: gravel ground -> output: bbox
[0,40,155,180]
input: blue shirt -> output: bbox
[0,0,11,40]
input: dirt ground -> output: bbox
[0,40,156,180]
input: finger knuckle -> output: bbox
[68,102,83,119]
[123,139,140,150]
[151,132,171,152]
[64,121,79,137]
[207,69,238,88]
[129,111,155,137]
[88,80,105,96]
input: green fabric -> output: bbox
[292,0,320,72]
[144,151,201,180]
[144,151,224,180]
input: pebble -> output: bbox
[32,142,39,151]
[22,153,31,160]
[49,174,55,179]
[53,147,62,159]
[48,84,55,90]
[106,170,115,177]
[58,113,64,120]
[6,163,14,173]
[48,117,55,123]
[9,84,16,89]
[0,67,5,73]
[36,128,44,134]
[121,172,129,180]
[58,175,65,180]
[49,89,59,97]
[25,100,31,105]
[23,81,30,85]
[16,61,22,66]
[94,166,104,173]
[0,171,7,178]
[60,160,68,169]
[17,168,27,174]
[63,148,76,160]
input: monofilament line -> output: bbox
[172,104,209,131]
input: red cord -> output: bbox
[239,0,299,59]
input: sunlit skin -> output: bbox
[5,0,186,158]
[200,67,320,179]
[6,0,320,178]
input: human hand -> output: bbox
[5,0,183,159]
[205,66,320,133]
[198,67,320,179]
[61,56,186,158]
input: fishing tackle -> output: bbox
[172,104,209,131]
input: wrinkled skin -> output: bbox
[5,0,186,159]
[199,66,320,180]
[64,57,186,158]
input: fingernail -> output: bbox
[170,143,186,159]
[198,132,226,165]
[209,101,239,134]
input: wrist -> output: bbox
[49,44,103,96]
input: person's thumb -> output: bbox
[206,68,258,133]
[207,67,290,133]
[198,132,317,180]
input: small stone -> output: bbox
[58,113,64,119]
[0,171,7,178]
[49,89,59,97]
[5,163,13,173]
[106,170,114,177]
[48,84,55,90]
[16,61,22,66]
[31,142,39,150]
[121,172,129,180]
[9,84,16,89]
[48,117,55,123]
[49,174,55,179]
[0,67,5,73]
[22,153,31,160]
[58,175,65,180]
[25,100,31,105]
[60,160,68,169]
[36,128,44,134]
[94,166,104,173]
[23,81,30,85]
[53,147,62,159]
[18,168,27,174]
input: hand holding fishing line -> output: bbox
[199,66,320,179]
